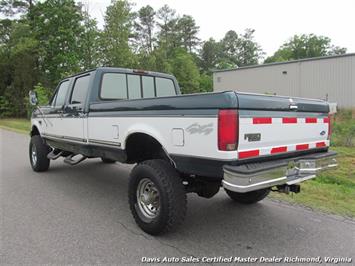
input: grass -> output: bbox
[0,117,354,218]
[0,118,30,134]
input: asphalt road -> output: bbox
[1,129,354,265]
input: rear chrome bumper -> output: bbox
[222,151,337,193]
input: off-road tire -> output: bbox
[101,158,116,163]
[225,188,270,204]
[128,159,187,235]
[29,135,51,172]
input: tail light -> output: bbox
[218,109,238,151]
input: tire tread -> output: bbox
[29,135,50,172]
[129,159,187,235]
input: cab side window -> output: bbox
[100,73,176,100]
[127,74,141,99]
[70,75,90,106]
[100,73,127,100]
[156,77,175,97]
[142,76,155,98]
[53,80,69,107]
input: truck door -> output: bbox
[44,79,70,137]
[59,74,91,142]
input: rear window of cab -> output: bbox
[100,73,176,100]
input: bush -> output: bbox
[331,109,355,147]
[170,48,200,94]
[199,73,213,92]
[0,88,13,118]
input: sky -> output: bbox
[85,0,355,57]
[81,0,355,56]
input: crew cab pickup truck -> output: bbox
[29,67,337,235]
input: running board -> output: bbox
[64,154,87,166]
[47,149,64,160]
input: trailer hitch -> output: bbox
[272,184,301,194]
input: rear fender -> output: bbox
[123,124,167,151]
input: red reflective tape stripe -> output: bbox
[271,146,287,154]
[296,144,309,150]
[323,117,329,123]
[305,117,317,123]
[316,142,326,148]
[282,117,297,124]
[239,150,259,159]
[253,117,272,124]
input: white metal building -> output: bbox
[213,53,355,108]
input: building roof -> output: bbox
[212,53,355,73]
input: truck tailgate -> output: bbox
[235,92,330,160]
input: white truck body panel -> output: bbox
[88,116,229,160]
[34,112,329,161]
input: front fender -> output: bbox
[30,119,43,136]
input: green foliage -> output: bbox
[199,38,222,72]
[156,5,178,50]
[31,0,84,88]
[0,20,13,96]
[0,19,39,117]
[170,49,200,94]
[220,29,263,67]
[134,5,155,54]
[24,83,51,118]
[238,29,264,66]
[198,29,263,72]
[150,47,173,73]
[0,89,13,118]
[331,109,355,147]
[176,15,200,52]
[80,8,101,69]
[0,1,264,117]
[198,73,213,92]
[265,34,347,63]
[155,6,200,54]
[34,83,51,104]
[101,0,137,68]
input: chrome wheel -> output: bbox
[136,178,160,219]
[31,144,37,166]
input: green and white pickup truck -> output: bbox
[29,67,337,235]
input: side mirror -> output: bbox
[29,90,38,106]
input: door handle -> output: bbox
[289,105,298,111]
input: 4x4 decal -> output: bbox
[186,123,213,135]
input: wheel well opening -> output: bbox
[31,126,40,137]
[125,133,169,164]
